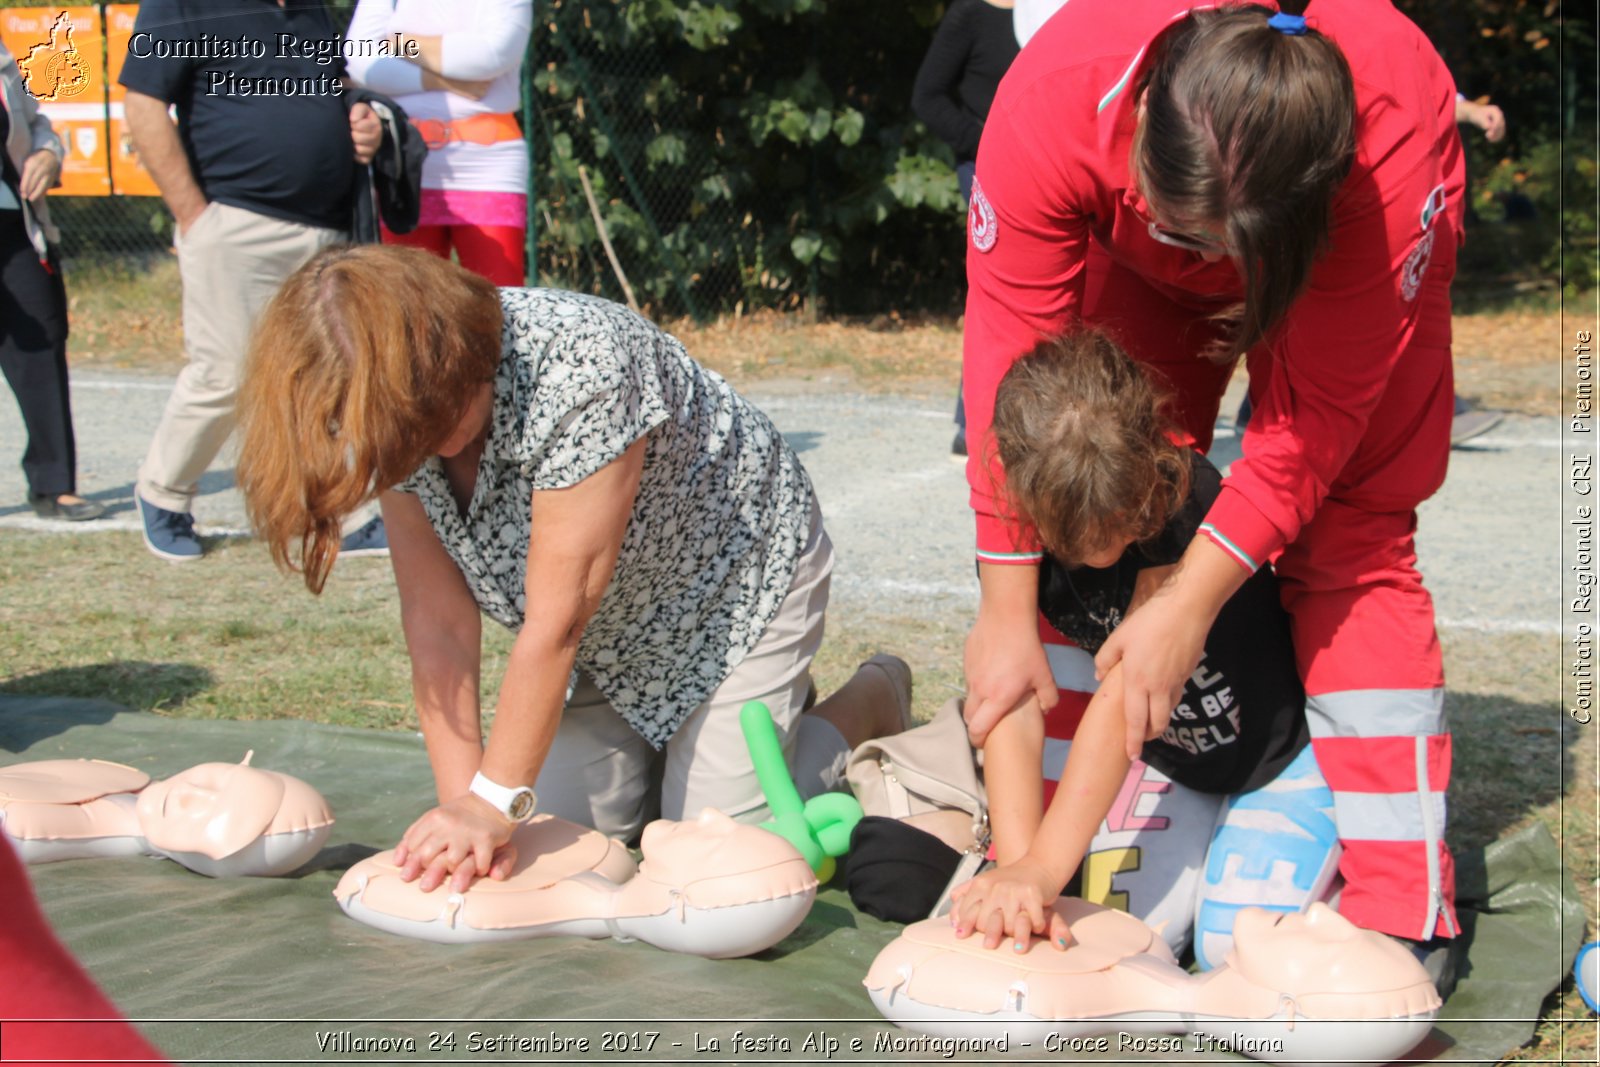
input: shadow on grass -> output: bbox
[0,661,214,750]
[0,661,213,716]
[1447,691,1575,853]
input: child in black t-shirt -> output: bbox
[948,329,1319,954]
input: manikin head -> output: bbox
[864,900,1440,1065]
[334,809,817,956]
[639,807,811,888]
[135,751,333,867]
[1226,902,1427,996]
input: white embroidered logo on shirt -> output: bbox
[1401,183,1449,301]
[1400,229,1436,302]
[969,177,998,252]
[1419,183,1448,231]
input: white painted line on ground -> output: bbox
[0,516,251,537]
[1222,428,1557,450]
[70,378,174,391]
[893,464,963,486]
[834,576,974,599]
[838,579,1557,636]
[0,516,1562,638]
[1435,617,1561,635]
[1455,435,1563,449]
[754,396,953,420]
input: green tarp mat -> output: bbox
[0,696,1583,1065]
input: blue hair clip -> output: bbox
[1268,11,1308,35]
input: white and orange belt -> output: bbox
[410,111,522,150]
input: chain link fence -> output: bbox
[27,0,967,321]
[30,1,1587,315]
[524,0,743,319]
[50,194,168,258]
[37,0,934,319]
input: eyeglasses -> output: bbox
[1146,219,1233,255]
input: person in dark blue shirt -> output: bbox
[120,0,387,561]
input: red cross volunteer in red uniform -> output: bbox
[960,0,1463,950]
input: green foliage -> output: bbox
[8,0,1586,309]
[1393,0,1585,152]
[533,0,1592,316]
[1479,138,1599,294]
[1395,0,1596,295]
[529,0,960,316]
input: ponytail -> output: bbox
[1134,3,1355,360]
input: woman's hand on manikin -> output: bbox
[393,794,519,893]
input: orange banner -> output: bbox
[2,5,110,196]
[1,5,165,197]
[104,3,158,195]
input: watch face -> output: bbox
[508,789,536,821]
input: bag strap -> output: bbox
[849,697,987,815]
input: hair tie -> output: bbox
[1268,11,1308,35]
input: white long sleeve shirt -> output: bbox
[346,0,532,194]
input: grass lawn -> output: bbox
[7,259,1593,1062]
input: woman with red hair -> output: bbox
[236,245,908,892]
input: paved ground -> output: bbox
[0,369,1562,638]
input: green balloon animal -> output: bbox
[738,701,862,883]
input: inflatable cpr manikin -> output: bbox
[0,754,334,877]
[336,807,818,959]
[866,900,1440,1067]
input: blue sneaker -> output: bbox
[137,495,202,562]
[338,516,389,559]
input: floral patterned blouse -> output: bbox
[397,289,816,748]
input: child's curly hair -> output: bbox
[991,330,1192,565]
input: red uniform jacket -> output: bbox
[964,0,1464,572]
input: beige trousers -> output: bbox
[533,509,850,842]
[137,202,346,515]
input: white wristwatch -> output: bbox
[469,772,537,822]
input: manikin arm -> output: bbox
[950,665,1133,952]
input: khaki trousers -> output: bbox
[137,202,344,515]
[533,509,850,841]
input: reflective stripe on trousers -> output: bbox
[1306,687,1458,940]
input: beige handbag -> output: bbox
[846,696,988,839]
[846,696,995,917]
